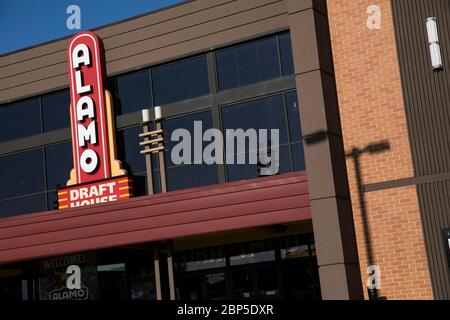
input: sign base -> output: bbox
[58,175,133,209]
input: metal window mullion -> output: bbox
[38,96,51,210]
[41,146,49,210]
[38,96,44,135]
[281,92,294,172]
[207,52,219,95]
[0,189,47,204]
[208,52,227,184]
[148,69,155,108]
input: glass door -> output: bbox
[231,264,282,299]
[178,271,227,300]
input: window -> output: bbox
[285,91,305,171]
[0,143,76,216]
[205,272,226,300]
[0,149,45,199]
[221,93,304,182]
[44,142,73,211]
[45,142,73,190]
[42,90,70,132]
[117,126,158,196]
[176,247,226,272]
[216,36,280,91]
[111,70,152,115]
[229,240,276,266]
[152,55,209,106]
[0,194,46,218]
[0,98,41,143]
[162,111,219,191]
[291,143,305,171]
[285,91,302,142]
[117,126,146,175]
[281,235,320,300]
[35,248,157,300]
[0,149,46,217]
[175,234,320,300]
[279,32,295,75]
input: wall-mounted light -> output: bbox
[141,106,162,123]
[142,108,151,123]
[426,17,443,70]
[154,105,162,120]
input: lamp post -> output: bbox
[139,107,175,300]
[140,106,166,194]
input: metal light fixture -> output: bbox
[140,107,175,301]
[141,108,151,123]
[139,106,167,195]
[154,105,162,121]
[426,17,443,70]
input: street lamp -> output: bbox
[139,106,175,301]
[139,106,167,194]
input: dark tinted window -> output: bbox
[42,90,70,132]
[291,143,305,171]
[163,111,219,191]
[222,95,289,145]
[0,98,41,142]
[226,146,292,182]
[284,91,305,171]
[279,33,295,75]
[112,70,152,115]
[0,194,46,218]
[228,239,276,265]
[45,142,73,190]
[0,149,45,199]
[152,55,209,106]
[222,94,305,181]
[117,126,146,175]
[47,191,59,211]
[216,37,280,91]
[285,91,302,142]
[117,125,161,196]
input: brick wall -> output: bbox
[326,0,433,299]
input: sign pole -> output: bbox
[166,241,176,300]
[156,119,167,193]
[153,247,163,300]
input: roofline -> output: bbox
[0,0,191,58]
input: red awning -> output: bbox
[0,171,311,264]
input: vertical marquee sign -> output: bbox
[58,31,133,209]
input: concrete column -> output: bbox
[287,0,364,299]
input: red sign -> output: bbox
[67,31,110,183]
[58,176,132,209]
[59,31,132,210]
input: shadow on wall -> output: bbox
[304,130,390,300]
[345,140,390,301]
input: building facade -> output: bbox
[0,0,449,300]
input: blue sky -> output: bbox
[0,0,183,55]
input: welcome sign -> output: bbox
[58,31,132,209]
[39,252,98,300]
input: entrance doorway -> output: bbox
[175,234,320,300]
